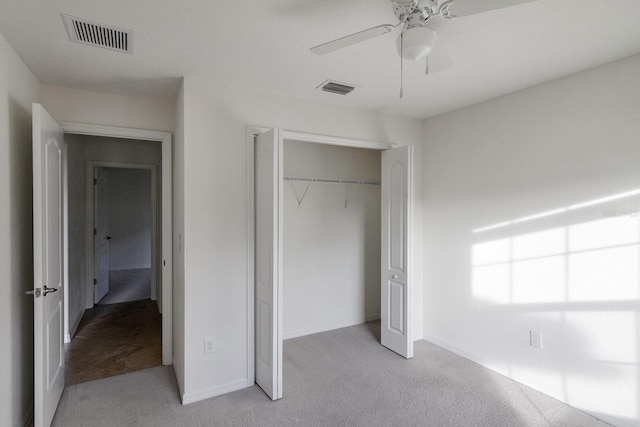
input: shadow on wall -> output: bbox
[470,187,640,425]
[8,96,35,424]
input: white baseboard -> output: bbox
[284,314,380,340]
[65,308,85,343]
[422,335,632,427]
[109,264,151,271]
[181,379,248,405]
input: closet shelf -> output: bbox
[283,177,380,186]
[284,176,380,208]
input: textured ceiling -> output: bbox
[1,0,639,119]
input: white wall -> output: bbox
[0,32,41,427]
[41,85,174,132]
[283,141,381,339]
[422,53,640,427]
[177,79,424,403]
[106,167,152,271]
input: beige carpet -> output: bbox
[52,322,608,427]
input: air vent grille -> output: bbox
[317,80,356,96]
[62,14,133,53]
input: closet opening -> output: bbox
[282,140,382,340]
[248,128,414,401]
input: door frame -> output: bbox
[60,122,173,365]
[245,126,395,387]
[86,162,158,306]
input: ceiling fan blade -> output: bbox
[426,36,453,74]
[448,0,536,17]
[310,24,395,55]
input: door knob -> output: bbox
[106,236,112,240]
[43,285,58,296]
[392,275,399,279]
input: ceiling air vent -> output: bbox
[317,80,356,96]
[62,14,133,54]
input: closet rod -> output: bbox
[283,177,380,186]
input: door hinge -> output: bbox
[94,228,97,236]
[93,278,97,285]
[93,178,97,185]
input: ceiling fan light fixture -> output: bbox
[397,26,437,61]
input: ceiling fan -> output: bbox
[310,0,536,80]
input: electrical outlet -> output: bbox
[530,330,542,349]
[204,337,215,355]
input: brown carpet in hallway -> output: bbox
[65,299,162,386]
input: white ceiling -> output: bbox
[1,0,639,119]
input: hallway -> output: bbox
[64,298,162,385]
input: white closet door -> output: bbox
[32,103,65,427]
[381,146,413,358]
[254,129,283,400]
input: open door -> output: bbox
[32,103,65,427]
[93,167,110,303]
[254,129,283,400]
[381,146,413,359]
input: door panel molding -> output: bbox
[381,146,413,358]
[33,103,65,427]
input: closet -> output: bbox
[282,140,382,339]
[253,128,413,401]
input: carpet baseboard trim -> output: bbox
[109,264,151,271]
[181,378,248,405]
[283,315,381,340]
[66,307,85,343]
[423,335,620,427]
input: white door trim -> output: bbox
[60,122,173,365]
[245,126,394,387]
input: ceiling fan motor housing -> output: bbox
[397,26,437,60]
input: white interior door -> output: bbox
[254,129,283,400]
[93,167,110,303]
[32,103,65,427]
[381,146,413,358]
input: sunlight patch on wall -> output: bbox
[569,216,639,252]
[469,188,640,425]
[473,188,640,235]
[472,264,510,304]
[569,246,639,302]
[513,257,565,304]
[471,196,640,305]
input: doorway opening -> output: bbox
[62,133,166,385]
[32,106,173,427]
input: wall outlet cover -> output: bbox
[204,337,215,355]
[530,330,542,349]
